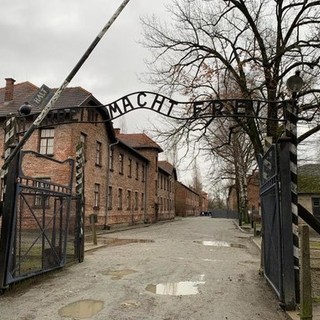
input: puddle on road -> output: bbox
[58,299,104,319]
[194,240,246,248]
[120,300,141,308]
[97,238,154,247]
[102,268,137,280]
[146,280,205,296]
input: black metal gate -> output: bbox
[0,151,82,289]
[260,142,296,309]
[260,145,282,296]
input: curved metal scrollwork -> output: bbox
[104,91,282,121]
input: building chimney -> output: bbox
[4,78,16,102]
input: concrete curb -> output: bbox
[233,221,301,320]
[84,218,181,252]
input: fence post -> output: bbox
[300,225,312,320]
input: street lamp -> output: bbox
[287,71,304,95]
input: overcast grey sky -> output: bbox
[1,0,170,129]
[1,0,209,187]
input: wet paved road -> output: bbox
[0,217,289,319]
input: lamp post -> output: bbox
[286,70,303,302]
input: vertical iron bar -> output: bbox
[278,138,296,309]
[299,225,312,320]
[0,153,20,288]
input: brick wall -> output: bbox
[107,143,148,226]
[175,181,200,217]
[157,169,175,221]
[133,148,159,223]
[0,109,111,229]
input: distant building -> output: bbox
[175,181,200,217]
[200,192,209,212]
[298,164,320,220]
[227,171,260,214]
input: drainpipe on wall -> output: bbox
[104,140,119,229]
[144,163,148,223]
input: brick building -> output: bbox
[175,181,200,217]
[0,78,206,229]
[113,130,176,224]
[158,161,177,221]
[227,172,260,214]
[0,78,116,229]
[200,192,209,212]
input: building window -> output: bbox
[141,192,145,210]
[313,198,320,207]
[34,178,51,208]
[94,184,100,208]
[88,109,98,125]
[135,191,138,210]
[108,186,112,210]
[128,158,132,177]
[109,148,114,171]
[39,128,54,155]
[96,141,102,166]
[127,190,131,210]
[119,154,124,174]
[135,162,139,180]
[118,188,123,210]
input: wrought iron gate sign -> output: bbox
[193,98,262,118]
[104,91,276,121]
[105,91,178,120]
[16,91,282,129]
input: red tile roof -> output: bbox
[159,160,177,179]
[158,160,174,174]
[0,80,116,142]
[116,133,163,152]
[0,81,95,117]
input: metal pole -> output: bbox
[300,225,312,320]
[0,0,131,176]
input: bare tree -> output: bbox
[201,117,257,222]
[142,0,320,159]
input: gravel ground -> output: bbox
[0,217,289,320]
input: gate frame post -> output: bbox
[0,152,20,289]
[278,137,297,310]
